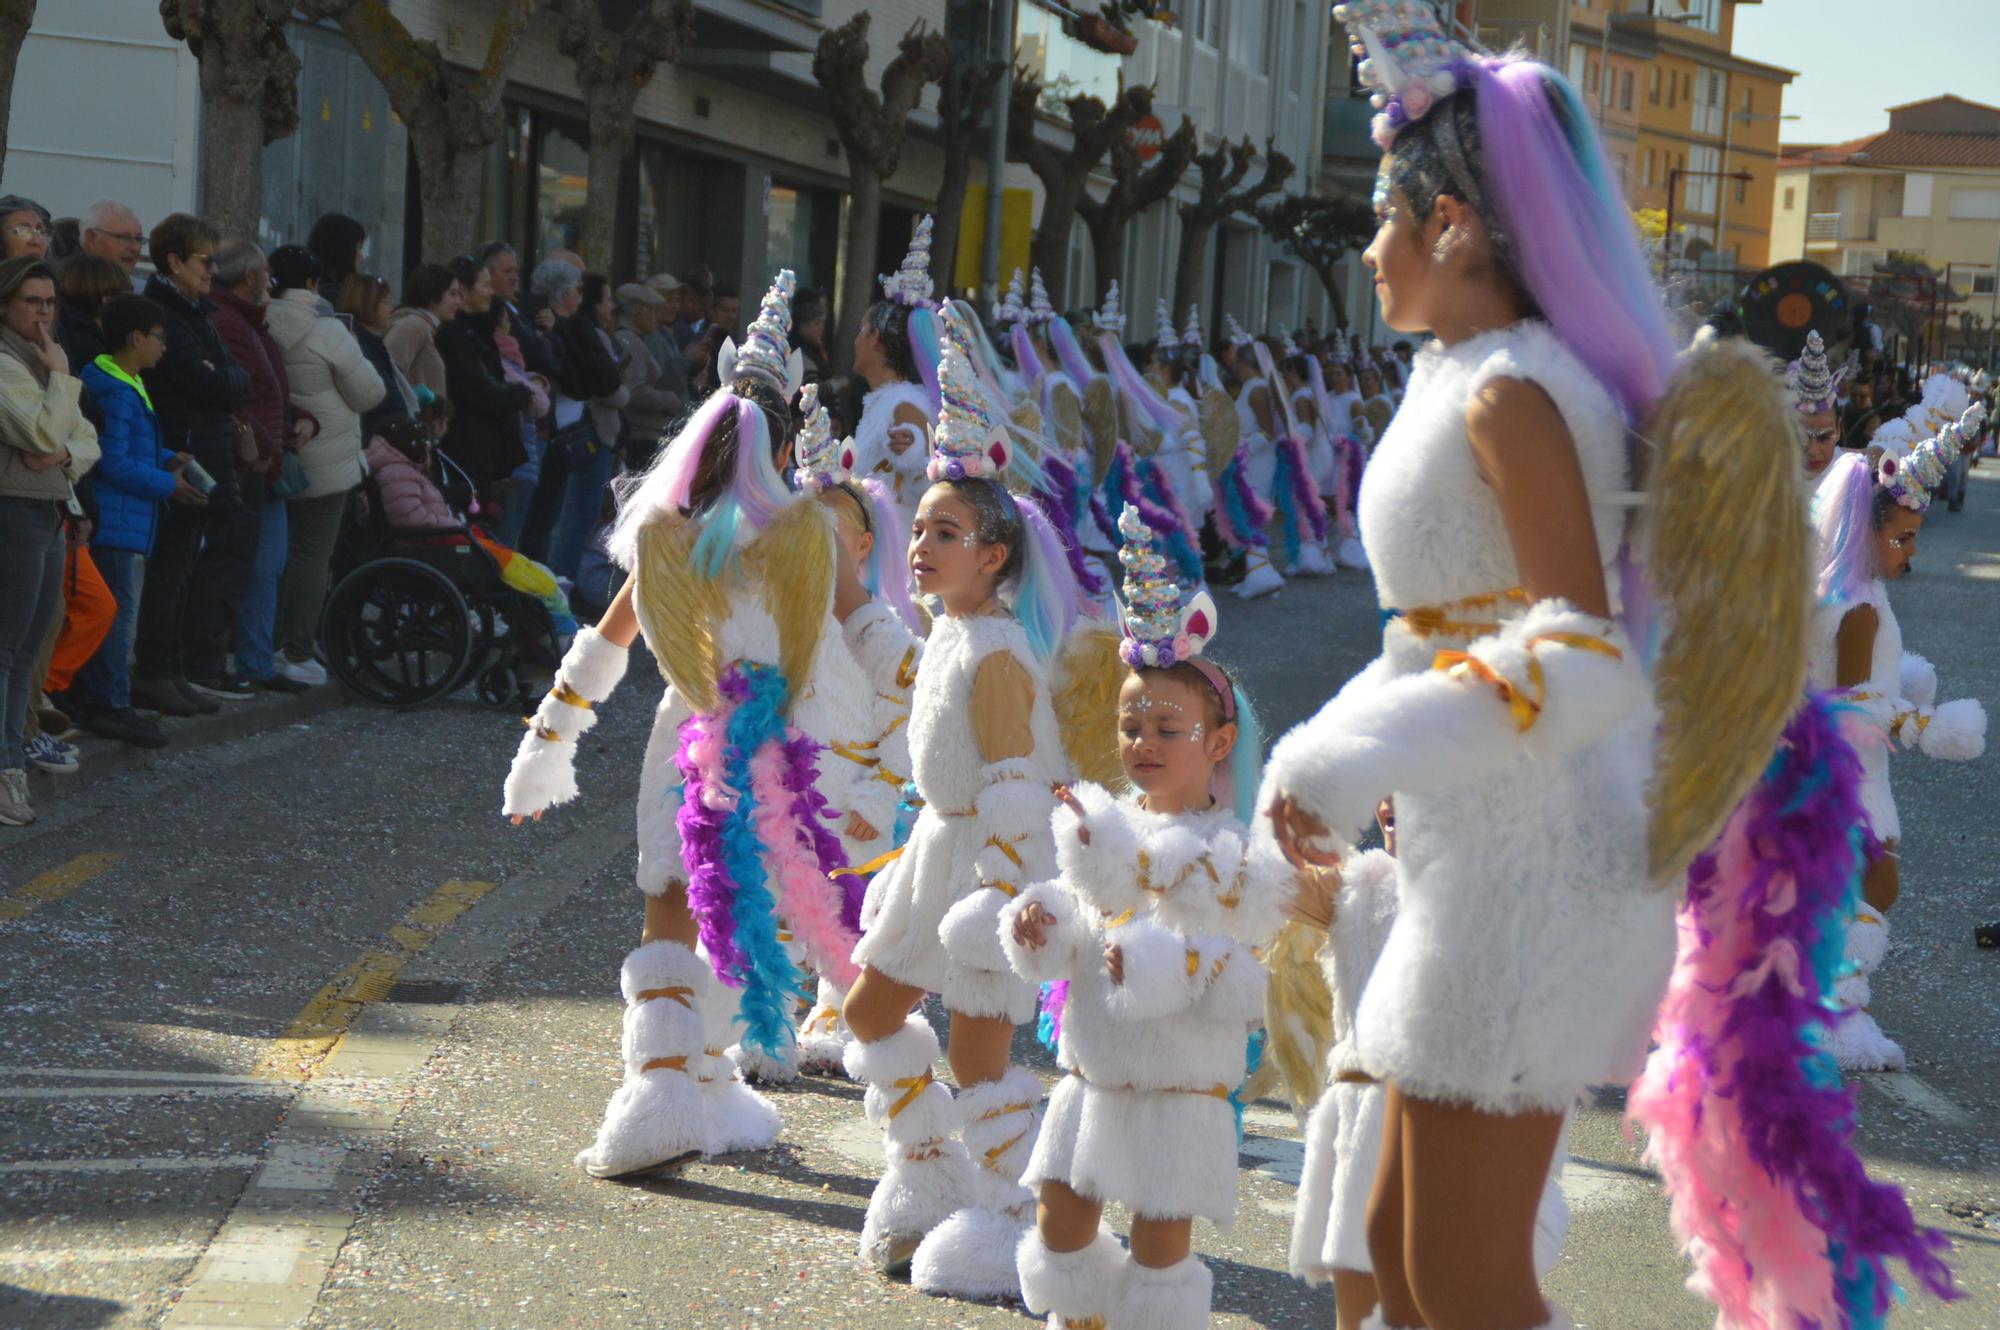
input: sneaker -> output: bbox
[187,672,256,701]
[0,769,33,826]
[26,733,79,775]
[253,672,310,695]
[172,675,222,715]
[279,655,327,687]
[35,700,73,738]
[78,706,168,749]
[132,673,200,718]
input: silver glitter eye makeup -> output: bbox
[1190,723,1205,742]
[961,532,978,548]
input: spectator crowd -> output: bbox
[0,190,811,828]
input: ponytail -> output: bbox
[1222,683,1262,825]
[1010,494,1082,664]
[856,476,923,635]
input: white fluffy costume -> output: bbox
[852,218,942,531]
[1288,849,1569,1283]
[1261,321,1674,1114]
[504,272,883,1179]
[841,309,1075,1296]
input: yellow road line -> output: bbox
[0,853,125,922]
[253,879,495,1080]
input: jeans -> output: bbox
[547,445,617,581]
[135,497,205,680]
[76,549,142,710]
[276,490,349,663]
[185,471,265,679]
[233,495,290,680]
[1945,451,1970,508]
[493,424,543,548]
[0,498,66,770]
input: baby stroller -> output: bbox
[320,448,558,710]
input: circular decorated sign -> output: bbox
[1129,114,1165,162]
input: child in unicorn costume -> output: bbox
[853,218,943,532]
[1002,511,1285,1330]
[502,271,883,1176]
[1213,315,1286,599]
[1094,287,1212,598]
[1788,329,1848,496]
[1308,334,1372,569]
[1807,409,1987,1072]
[833,305,1088,1299]
[1259,329,1337,578]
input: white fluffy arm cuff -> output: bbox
[1894,696,1987,762]
[1899,653,1938,709]
[843,601,922,694]
[1102,919,1210,1022]
[502,627,629,817]
[1050,782,1142,914]
[1191,940,1267,1025]
[1262,602,1644,842]
[997,880,1090,983]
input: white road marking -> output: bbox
[0,1083,288,1100]
[0,1155,257,1174]
[0,1244,206,1268]
[199,1223,310,1286]
[253,1140,346,1191]
[0,1066,289,1085]
[1866,1072,1975,1128]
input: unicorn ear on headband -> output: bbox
[1116,506,1217,668]
[718,269,805,401]
[928,304,1013,481]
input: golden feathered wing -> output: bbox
[1048,380,1085,458]
[1082,377,1120,484]
[1053,624,1126,791]
[1200,386,1240,480]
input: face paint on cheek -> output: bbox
[961,532,978,549]
[1189,723,1204,743]
[1373,174,1391,213]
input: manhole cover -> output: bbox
[383,979,464,1004]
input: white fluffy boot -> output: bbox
[575,940,708,1180]
[1829,904,1904,1073]
[1109,1252,1212,1330]
[847,1014,973,1273]
[1233,546,1285,600]
[691,957,782,1155]
[797,976,854,1075]
[913,1065,1043,1298]
[1017,1226,1125,1329]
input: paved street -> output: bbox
[4,474,1999,1330]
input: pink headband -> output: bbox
[1186,657,1237,724]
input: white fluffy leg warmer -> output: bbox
[575,940,707,1179]
[847,1015,973,1269]
[1830,907,1904,1073]
[1109,1253,1212,1330]
[796,976,854,1074]
[1233,547,1285,600]
[692,956,782,1155]
[913,1065,1044,1298]
[1017,1227,1125,1329]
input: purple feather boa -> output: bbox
[778,731,858,929]
[1276,433,1329,543]
[673,702,747,980]
[1036,452,1106,596]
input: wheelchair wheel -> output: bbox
[475,663,520,711]
[319,557,475,708]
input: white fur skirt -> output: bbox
[1022,1072,1241,1228]
[1858,745,1899,844]
[1354,722,1676,1114]
[1308,434,1337,497]
[1291,1080,1384,1279]
[852,810,1036,1023]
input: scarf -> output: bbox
[0,324,52,389]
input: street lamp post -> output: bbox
[1716,108,1800,272]
[1664,165,1753,278]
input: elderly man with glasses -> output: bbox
[81,200,147,279]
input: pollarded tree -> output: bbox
[1009,74,1156,304]
[814,13,951,370]
[1172,136,1293,317]
[159,0,302,238]
[0,1,39,182]
[929,44,1006,294]
[1256,192,1375,329]
[1077,110,1196,304]
[553,0,694,269]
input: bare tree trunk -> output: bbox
[195,58,268,238]
[1171,223,1210,323]
[556,0,692,270]
[1083,211,1126,300]
[932,142,974,293]
[580,84,631,268]
[0,1,37,183]
[160,0,301,238]
[1032,172,1088,302]
[838,170,883,366]
[409,123,485,263]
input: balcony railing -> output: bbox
[1804,213,1844,246]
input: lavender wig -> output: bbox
[1809,452,1885,607]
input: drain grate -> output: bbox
[382,979,465,1005]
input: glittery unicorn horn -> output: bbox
[791,382,858,492]
[1334,0,1477,150]
[1880,403,1984,512]
[928,303,1013,482]
[1096,279,1125,335]
[716,268,804,400]
[995,268,1027,328]
[1027,267,1057,326]
[1224,312,1254,348]
[881,214,935,308]
[1116,506,1218,669]
[1182,304,1205,351]
[1786,329,1845,415]
[1154,298,1175,358]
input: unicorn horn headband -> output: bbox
[995,268,1027,327]
[717,268,804,400]
[792,381,858,491]
[1027,268,1056,326]
[1787,330,1845,415]
[1096,279,1125,334]
[1334,0,1477,150]
[881,215,935,308]
[1117,508,1232,721]
[928,303,1013,482]
[1880,403,1984,511]
[1182,304,1204,350]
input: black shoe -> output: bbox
[78,706,168,749]
[253,672,310,695]
[132,673,200,718]
[188,672,256,701]
[1976,921,2000,949]
[173,674,222,714]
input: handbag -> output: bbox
[233,417,261,469]
[270,449,310,500]
[545,416,601,472]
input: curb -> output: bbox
[29,685,351,803]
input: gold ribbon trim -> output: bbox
[832,845,906,879]
[887,1067,935,1120]
[635,985,694,1008]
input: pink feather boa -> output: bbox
[746,744,861,988]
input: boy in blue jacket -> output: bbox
[74,295,206,746]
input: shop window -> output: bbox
[534,115,589,261]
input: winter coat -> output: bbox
[265,288,386,499]
[139,274,249,510]
[0,341,99,504]
[363,436,455,531]
[355,325,417,440]
[437,310,532,491]
[208,287,295,482]
[382,306,447,401]
[614,325,677,444]
[79,360,175,554]
[501,299,559,382]
[57,302,107,367]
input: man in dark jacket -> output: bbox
[478,241,558,382]
[134,213,253,715]
[438,255,533,503]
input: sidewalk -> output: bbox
[28,684,350,804]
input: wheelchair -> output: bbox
[318,454,555,711]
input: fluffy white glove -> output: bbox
[501,627,629,817]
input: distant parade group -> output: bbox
[500,2,1985,1327]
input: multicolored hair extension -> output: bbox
[1627,695,1957,1328]
[1049,314,1097,391]
[1220,681,1262,824]
[1010,493,1084,664]
[1034,451,1108,597]
[1101,330,1186,438]
[1811,452,1881,608]
[609,390,793,575]
[908,304,945,414]
[853,477,924,635]
[952,297,1021,402]
[1473,56,1677,424]
[1012,322,1048,386]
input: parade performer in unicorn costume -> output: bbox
[1149,299,1214,520]
[1215,315,1285,600]
[1307,334,1372,569]
[1002,510,1286,1330]
[1788,329,1848,494]
[503,271,883,1177]
[1096,291,1210,595]
[831,306,1088,1299]
[1807,412,1987,1072]
[1259,331,1336,577]
[853,217,944,531]
[1255,1,1855,1322]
